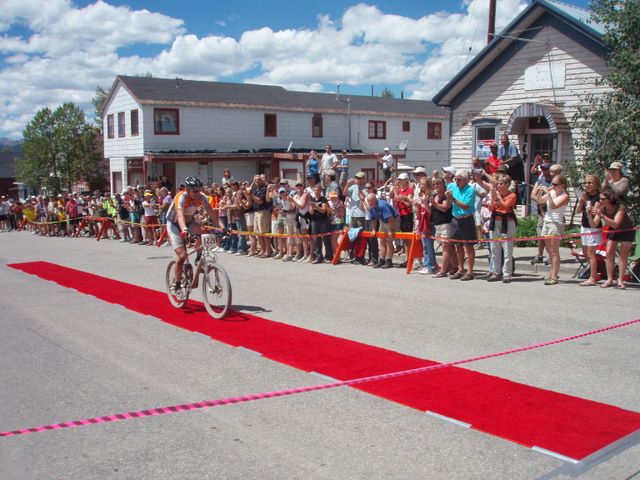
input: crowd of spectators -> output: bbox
[0,147,635,288]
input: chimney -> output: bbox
[488,0,496,44]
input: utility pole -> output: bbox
[488,0,496,44]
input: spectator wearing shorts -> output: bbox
[292,182,312,262]
[531,174,569,285]
[430,178,453,277]
[446,169,477,281]
[575,175,603,286]
[368,193,399,269]
[250,175,272,258]
[142,191,158,245]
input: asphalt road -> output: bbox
[0,232,638,480]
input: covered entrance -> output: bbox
[506,103,569,215]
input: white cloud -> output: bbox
[0,0,528,138]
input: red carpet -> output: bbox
[9,261,640,460]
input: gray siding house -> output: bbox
[433,0,609,193]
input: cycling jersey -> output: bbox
[166,190,209,224]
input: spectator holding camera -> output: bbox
[575,175,602,286]
[487,174,518,283]
[250,174,272,258]
[531,174,569,285]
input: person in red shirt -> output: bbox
[484,143,501,175]
[64,194,78,236]
[392,173,414,268]
[487,174,518,283]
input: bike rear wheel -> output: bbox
[166,260,189,308]
[202,262,232,319]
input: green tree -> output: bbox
[17,103,103,194]
[92,86,108,128]
[379,87,395,98]
[570,0,640,218]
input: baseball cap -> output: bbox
[398,173,409,180]
[383,147,390,151]
[354,172,366,179]
[144,190,153,196]
[607,161,623,170]
[442,166,457,174]
[278,187,286,193]
[540,163,551,171]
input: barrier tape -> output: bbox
[2,317,638,438]
[201,225,339,240]
[424,226,640,245]
[15,220,639,245]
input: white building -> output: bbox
[433,0,610,191]
[102,76,449,191]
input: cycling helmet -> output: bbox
[184,176,203,190]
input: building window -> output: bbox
[368,120,386,139]
[130,109,139,136]
[264,113,277,137]
[281,169,298,181]
[472,120,500,161]
[154,108,180,135]
[312,113,323,138]
[117,112,125,138]
[402,121,411,132]
[107,114,114,139]
[361,168,376,183]
[427,122,442,140]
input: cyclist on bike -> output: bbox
[166,176,217,293]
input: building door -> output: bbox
[163,162,176,191]
[112,171,122,194]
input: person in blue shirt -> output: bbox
[367,193,399,269]
[336,150,349,187]
[306,150,319,176]
[446,169,477,280]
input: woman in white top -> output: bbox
[532,174,569,285]
[291,182,312,262]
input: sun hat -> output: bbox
[607,161,623,170]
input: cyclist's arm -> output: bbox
[176,207,188,233]
[203,201,217,225]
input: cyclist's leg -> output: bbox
[174,245,188,284]
[167,221,189,283]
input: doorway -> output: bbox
[530,134,556,162]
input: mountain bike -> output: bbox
[165,233,232,319]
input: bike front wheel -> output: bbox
[166,260,189,308]
[202,263,232,319]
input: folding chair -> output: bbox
[570,227,608,279]
[625,228,640,283]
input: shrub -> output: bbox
[515,216,539,247]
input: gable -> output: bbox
[433,1,608,107]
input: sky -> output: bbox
[0,0,591,139]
